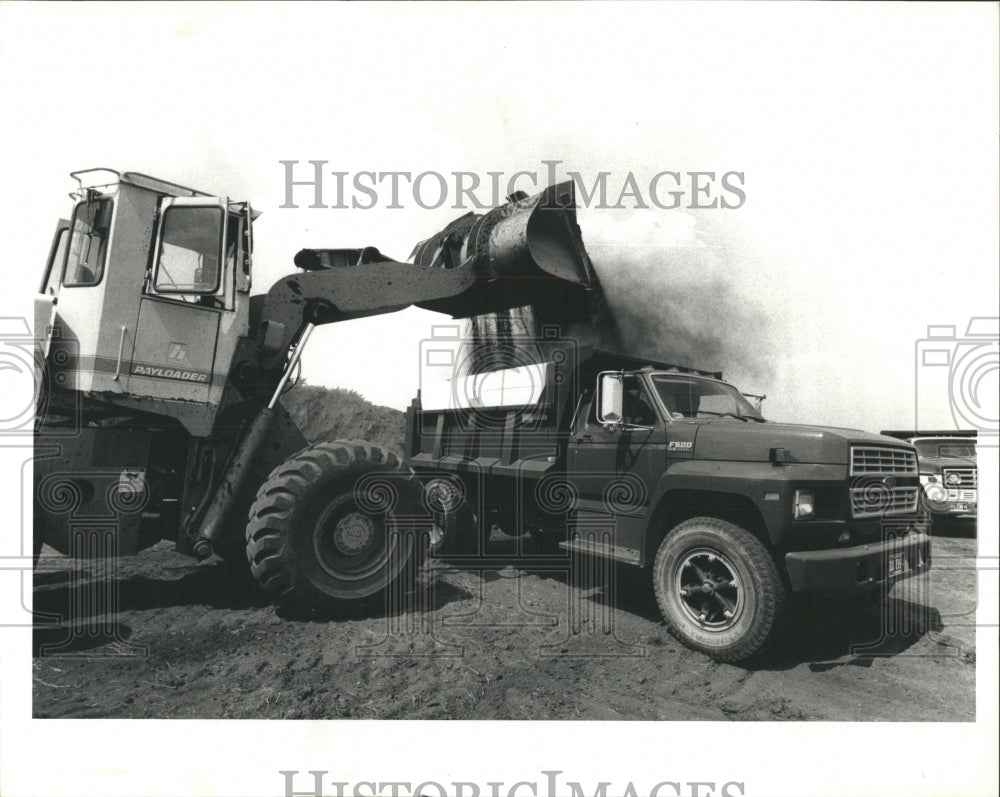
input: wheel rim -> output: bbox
[312,495,390,581]
[673,547,744,631]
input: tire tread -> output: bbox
[653,516,786,662]
[245,440,420,612]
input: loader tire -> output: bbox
[246,440,427,614]
[653,517,787,663]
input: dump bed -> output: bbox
[405,355,574,481]
[404,345,722,481]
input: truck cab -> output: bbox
[879,430,978,524]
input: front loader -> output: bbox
[33,169,610,612]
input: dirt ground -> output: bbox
[32,521,977,721]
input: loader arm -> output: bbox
[253,181,612,374]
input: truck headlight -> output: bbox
[919,474,948,506]
[793,489,815,519]
[945,473,961,486]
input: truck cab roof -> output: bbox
[576,346,723,381]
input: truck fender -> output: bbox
[643,463,782,565]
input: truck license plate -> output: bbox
[953,502,969,512]
[888,552,905,576]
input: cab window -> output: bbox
[587,374,658,427]
[154,206,223,295]
[63,199,113,287]
[43,227,69,294]
[225,213,240,270]
[623,376,658,426]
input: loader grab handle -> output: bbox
[113,325,127,381]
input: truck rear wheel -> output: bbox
[653,517,786,662]
[246,441,426,613]
[424,478,481,556]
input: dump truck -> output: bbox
[407,342,932,660]
[33,167,931,662]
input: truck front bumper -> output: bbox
[784,532,931,594]
[931,501,977,520]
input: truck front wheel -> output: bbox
[653,517,786,662]
[246,441,427,614]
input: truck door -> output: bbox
[126,197,231,403]
[566,373,666,558]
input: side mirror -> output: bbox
[597,372,623,426]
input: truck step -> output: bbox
[559,538,641,565]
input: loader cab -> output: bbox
[38,169,254,413]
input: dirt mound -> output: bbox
[282,383,405,453]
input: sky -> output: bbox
[1,4,998,796]
[1,3,996,434]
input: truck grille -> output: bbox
[850,446,917,476]
[851,486,920,518]
[943,467,977,489]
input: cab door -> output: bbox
[126,197,229,403]
[566,373,666,556]
[35,220,69,361]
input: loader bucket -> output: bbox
[472,181,594,285]
[414,181,604,326]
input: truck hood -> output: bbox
[692,421,908,465]
[916,454,977,474]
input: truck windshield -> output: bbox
[651,374,764,421]
[913,439,976,458]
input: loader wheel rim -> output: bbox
[312,496,387,579]
[333,513,376,555]
[673,547,744,632]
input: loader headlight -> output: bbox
[793,490,815,520]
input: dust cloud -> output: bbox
[458,211,775,400]
[585,211,777,395]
